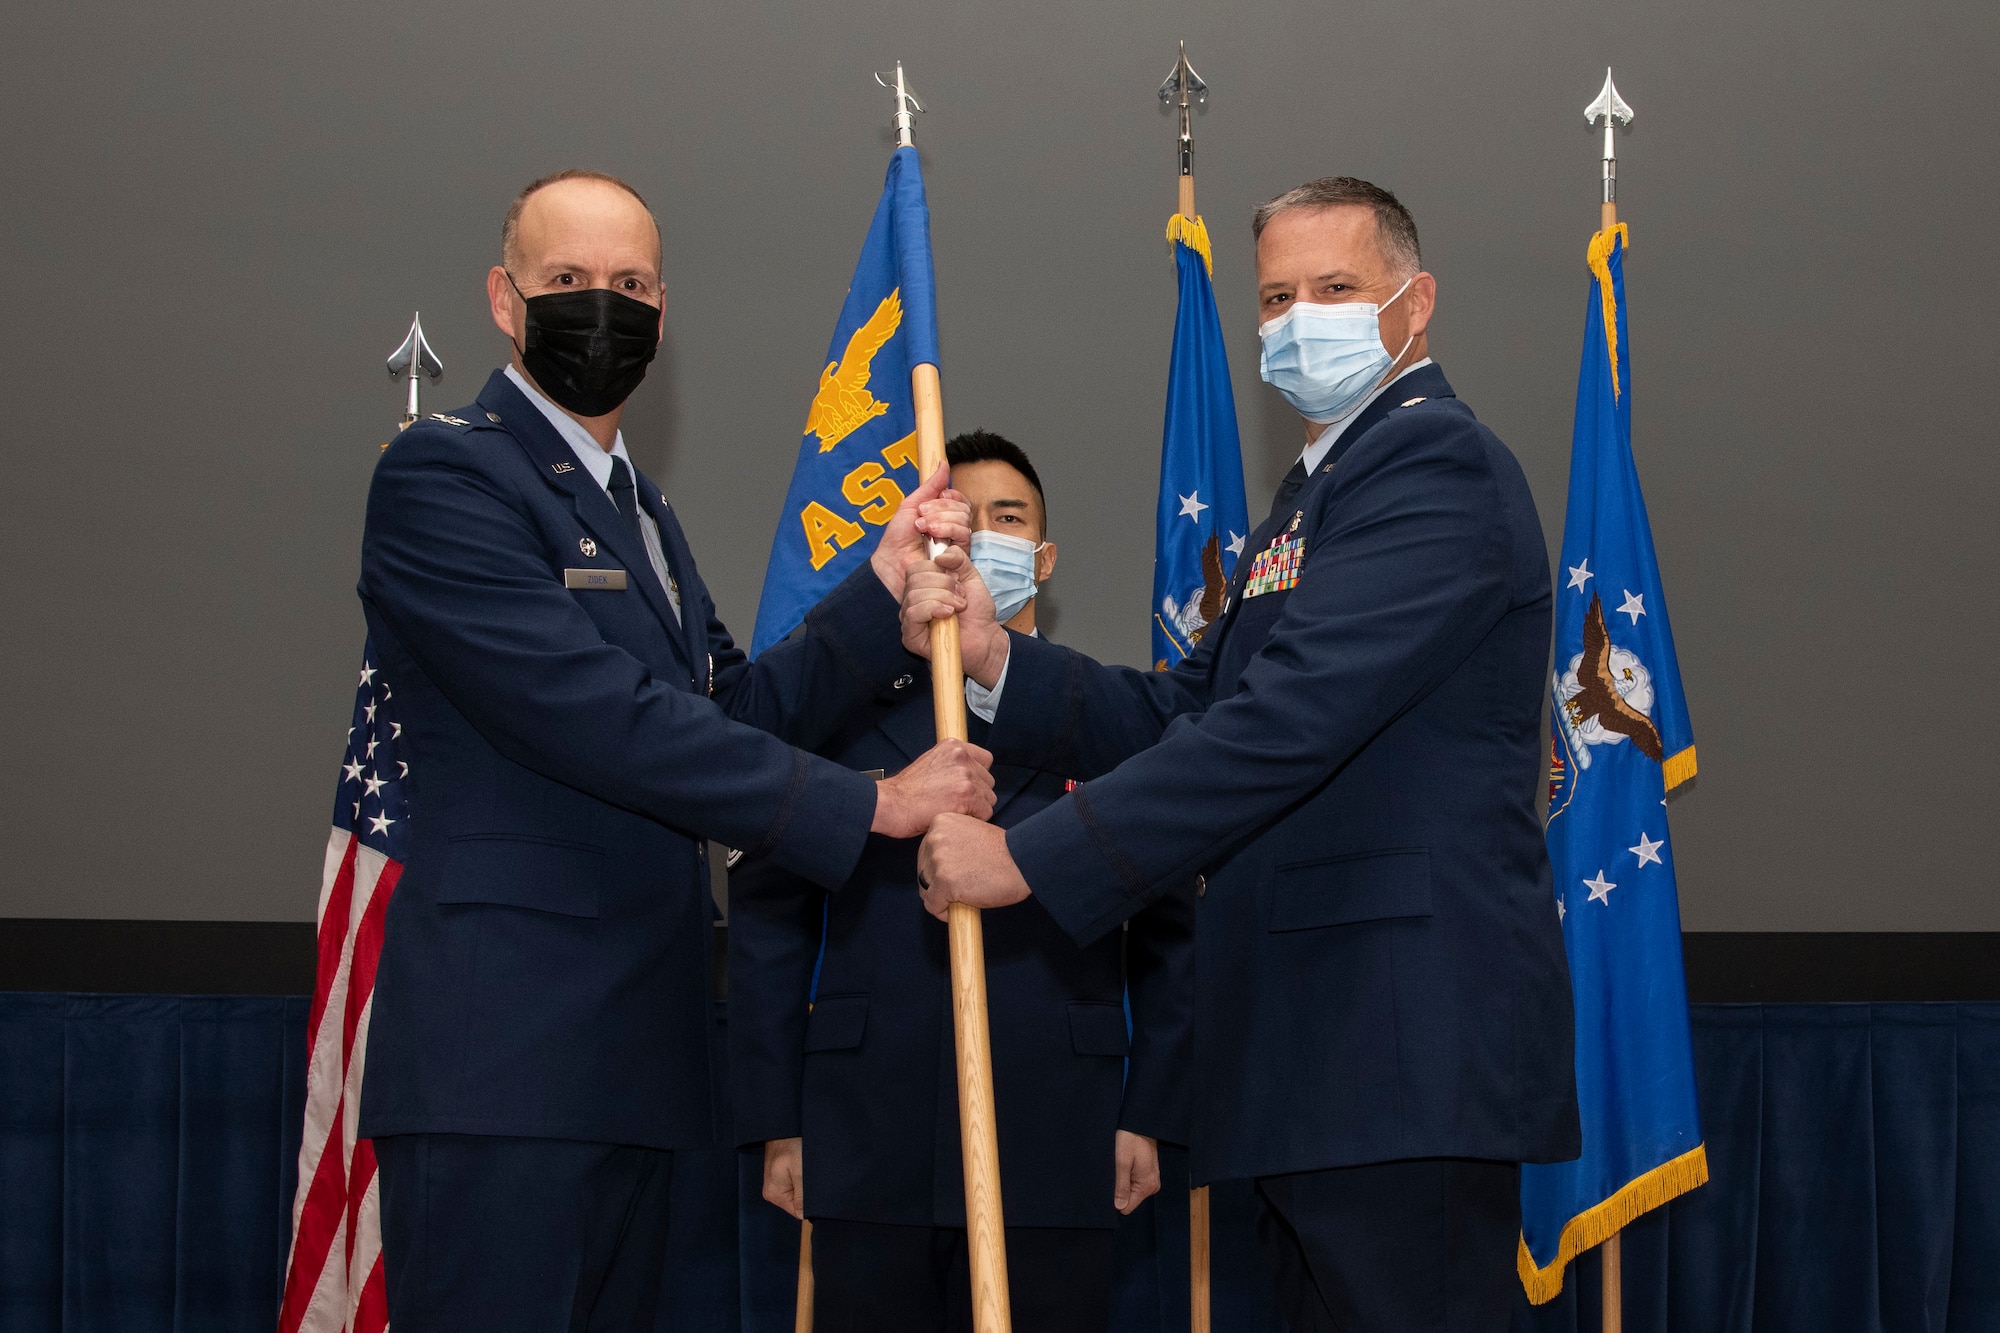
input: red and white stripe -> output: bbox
[278,826,402,1333]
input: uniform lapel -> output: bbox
[476,372,690,670]
[1204,363,1457,657]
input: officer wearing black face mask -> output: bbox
[355,168,997,1333]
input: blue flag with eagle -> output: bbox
[1151,215,1248,669]
[1518,225,1706,1304]
[751,145,939,655]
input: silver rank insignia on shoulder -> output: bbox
[551,461,575,474]
[579,536,597,557]
[1399,396,1428,408]
[428,413,470,426]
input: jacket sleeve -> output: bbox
[1118,880,1196,1145]
[703,548,918,753]
[358,426,879,889]
[1006,410,1518,943]
[980,627,1214,779]
[726,856,825,1146]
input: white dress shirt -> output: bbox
[964,628,1031,723]
[506,364,680,623]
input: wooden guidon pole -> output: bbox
[1601,1231,1622,1333]
[1189,1183,1212,1333]
[913,360,1013,1332]
[794,1221,815,1333]
[1161,41,1215,1333]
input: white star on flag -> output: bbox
[1179,491,1209,521]
[363,774,386,798]
[1630,832,1664,868]
[1618,589,1646,623]
[364,701,377,722]
[1567,559,1594,592]
[368,811,395,836]
[342,759,364,783]
[1584,870,1618,904]
[1557,897,1566,920]
[1226,531,1245,557]
[358,664,376,686]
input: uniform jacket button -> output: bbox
[1195,873,1207,897]
[892,674,914,690]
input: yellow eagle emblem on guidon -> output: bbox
[805,289,903,453]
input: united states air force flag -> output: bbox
[1151,215,1248,669]
[751,145,940,654]
[1519,225,1707,1303]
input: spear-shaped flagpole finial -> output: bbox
[1584,68,1635,227]
[874,62,925,148]
[387,311,443,429]
[1158,41,1208,217]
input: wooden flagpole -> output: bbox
[1160,41,1214,1333]
[881,61,1014,1333]
[916,358,1013,1333]
[1600,1231,1622,1333]
[1583,67,1633,1333]
[794,1220,815,1333]
[1189,1179,1212,1333]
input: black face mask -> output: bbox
[509,276,660,417]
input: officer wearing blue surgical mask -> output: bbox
[907,178,1580,1333]
[1255,196,1437,476]
[729,429,1194,1333]
[957,438,1057,630]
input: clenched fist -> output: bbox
[899,545,1010,689]
[916,812,1032,918]
[870,738,996,838]
[869,464,972,603]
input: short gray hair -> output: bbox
[1251,177,1422,277]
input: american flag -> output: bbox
[279,646,406,1333]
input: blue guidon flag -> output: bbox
[1519,224,1707,1303]
[1150,214,1248,670]
[751,145,940,655]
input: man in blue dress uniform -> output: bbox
[355,169,994,1332]
[905,179,1582,1332]
[730,431,1195,1333]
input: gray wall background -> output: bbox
[2,0,1993,929]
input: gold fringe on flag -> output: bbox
[1516,1143,1709,1304]
[1167,213,1214,277]
[1586,223,1631,401]
[1662,745,1697,793]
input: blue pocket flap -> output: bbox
[438,835,604,918]
[1268,849,1433,932]
[804,995,869,1052]
[1068,1002,1130,1056]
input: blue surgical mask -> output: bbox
[968,529,1044,623]
[1257,276,1416,425]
